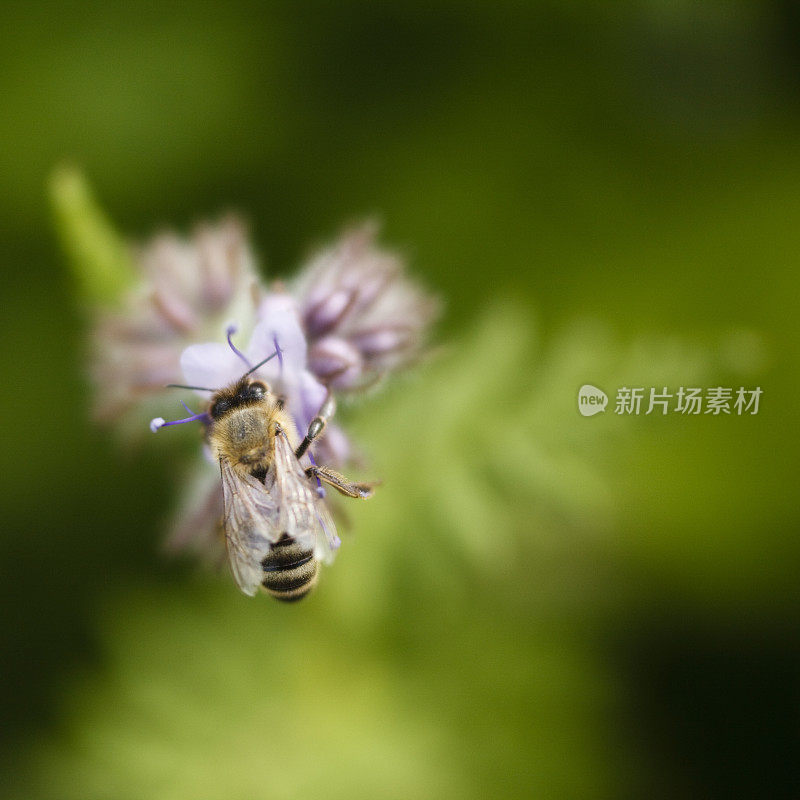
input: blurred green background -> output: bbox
[2,1,800,798]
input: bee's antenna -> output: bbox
[244,339,282,377]
[273,334,284,375]
[226,324,252,370]
[166,384,215,392]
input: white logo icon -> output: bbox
[578,384,607,416]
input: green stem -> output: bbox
[48,166,136,306]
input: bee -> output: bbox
[157,349,374,601]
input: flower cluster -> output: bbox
[294,224,439,393]
[91,218,438,558]
[92,217,261,423]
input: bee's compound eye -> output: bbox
[210,398,232,419]
[248,381,267,399]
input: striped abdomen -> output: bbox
[261,534,318,602]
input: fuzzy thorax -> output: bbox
[209,400,295,473]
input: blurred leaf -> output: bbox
[10,300,741,800]
[11,580,621,800]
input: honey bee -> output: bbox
[159,350,374,601]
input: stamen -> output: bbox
[149,409,210,432]
[226,324,252,370]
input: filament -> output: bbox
[150,405,210,432]
[226,324,252,370]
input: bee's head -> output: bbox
[209,380,269,420]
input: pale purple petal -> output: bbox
[293,370,329,433]
[180,342,244,393]
[251,294,308,380]
[314,422,352,467]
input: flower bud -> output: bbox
[293,224,439,392]
[304,289,354,337]
[350,326,413,358]
[308,336,363,390]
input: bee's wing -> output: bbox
[271,427,341,564]
[220,457,281,596]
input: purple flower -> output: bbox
[155,296,344,563]
[293,224,440,392]
[177,293,328,436]
[117,220,437,564]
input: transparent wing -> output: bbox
[271,428,341,564]
[220,457,281,596]
[164,461,226,567]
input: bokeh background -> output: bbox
[2,2,800,798]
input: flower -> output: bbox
[154,297,347,564]
[175,294,329,437]
[91,215,438,565]
[151,291,353,467]
[293,224,440,392]
[91,217,262,424]
[53,170,440,577]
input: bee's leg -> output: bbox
[295,394,336,460]
[305,465,375,499]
